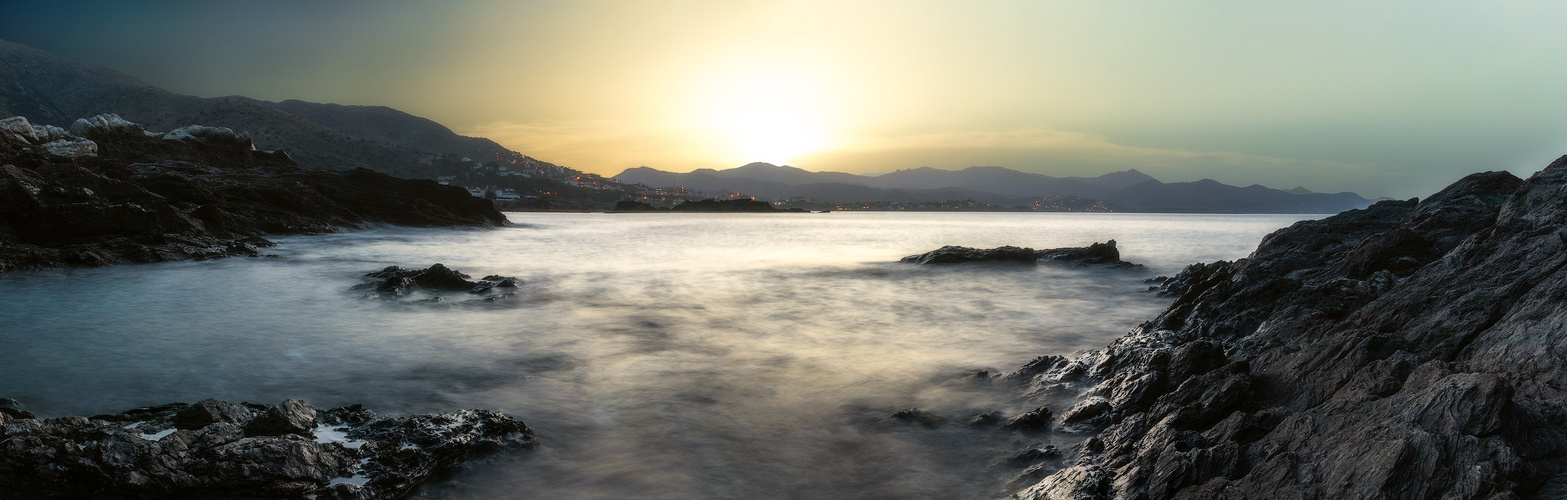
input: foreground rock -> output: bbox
[0,114,506,274]
[0,398,534,499]
[1009,158,1567,498]
[353,264,521,303]
[901,240,1140,268]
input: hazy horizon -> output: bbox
[6,1,1567,198]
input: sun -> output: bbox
[705,75,830,165]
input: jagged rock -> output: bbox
[901,240,1142,268]
[0,115,506,273]
[1004,407,1054,432]
[173,399,255,430]
[41,138,97,157]
[244,399,318,437]
[1010,160,1567,499]
[355,264,522,303]
[0,398,534,499]
[69,113,152,139]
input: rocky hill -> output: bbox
[1007,157,1567,498]
[0,39,506,178]
[0,114,505,273]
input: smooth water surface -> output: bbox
[0,212,1313,498]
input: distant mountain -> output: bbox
[1285,186,1315,194]
[0,39,505,177]
[614,163,1373,213]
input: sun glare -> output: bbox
[705,75,830,165]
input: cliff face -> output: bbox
[0,114,506,273]
[1013,158,1567,498]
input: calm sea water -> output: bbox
[0,212,1312,498]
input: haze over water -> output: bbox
[0,212,1311,498]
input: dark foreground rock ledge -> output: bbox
[0,114,506,274]
[901,240,1141,268]
[0,398,534,499]
[1008,157,1567,499]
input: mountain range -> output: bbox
[1,38,1375,213]
[0,39,504,178]
[615,163,1375,213]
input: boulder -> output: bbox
[0,398,535,498]
[900,240,1142,268]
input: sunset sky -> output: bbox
[5,1,1567,197]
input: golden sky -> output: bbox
[7,0,1567,197]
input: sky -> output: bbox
[5,1,1567,197]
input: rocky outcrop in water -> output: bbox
[353,264,521,303]
[0,114,506,274]
[0,398,534,499]
[1008,158,1567,499]
[901,240,1140,268]
[670,198,806,212]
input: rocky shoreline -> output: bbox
[0,398,534,499]
[0,114,506,274]
[1002,157,1567,498]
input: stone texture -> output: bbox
[1009,159,1567,499]
[0,399,534,499]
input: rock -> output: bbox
[355,264,522,304]
[612,200,658,211]
[173,398,255,430]
[0,114,506,274]
[1006,445,1063,465]
[0,398,535,498]
[0,116,38,142]
[900,240,1142,268]
[1009,161,1567,499]
[669,198,803,212]
[40,138,98,158]
[244,399,318,437]
[1003,407,1054,432]
[966,411,1004,427]
[888,408,948,429]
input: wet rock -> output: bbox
[173,398,255,430]
[966,411,1004,427]
[0,398,534,499]
[1058,398,1113,432]
[1003,407,1054,432]
[1006,445,1063,465]
[355,264,522,304]
[1010,162,1567,499]
[901,240,1142,268]
[244,399,318,437]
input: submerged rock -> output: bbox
[0,398,534,499]
[1008,159,1567,499]
[900,240,1141,268]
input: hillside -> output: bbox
[0,39,504,178]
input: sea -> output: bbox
[0,212,1315,498]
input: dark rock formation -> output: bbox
[900,240,1141,268]
[669,198,806,212]
[0,114,506,274]
[0,398,534,499]
[354,264,522,303]
[611,200,658,212]
[1009,159,1567,499]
